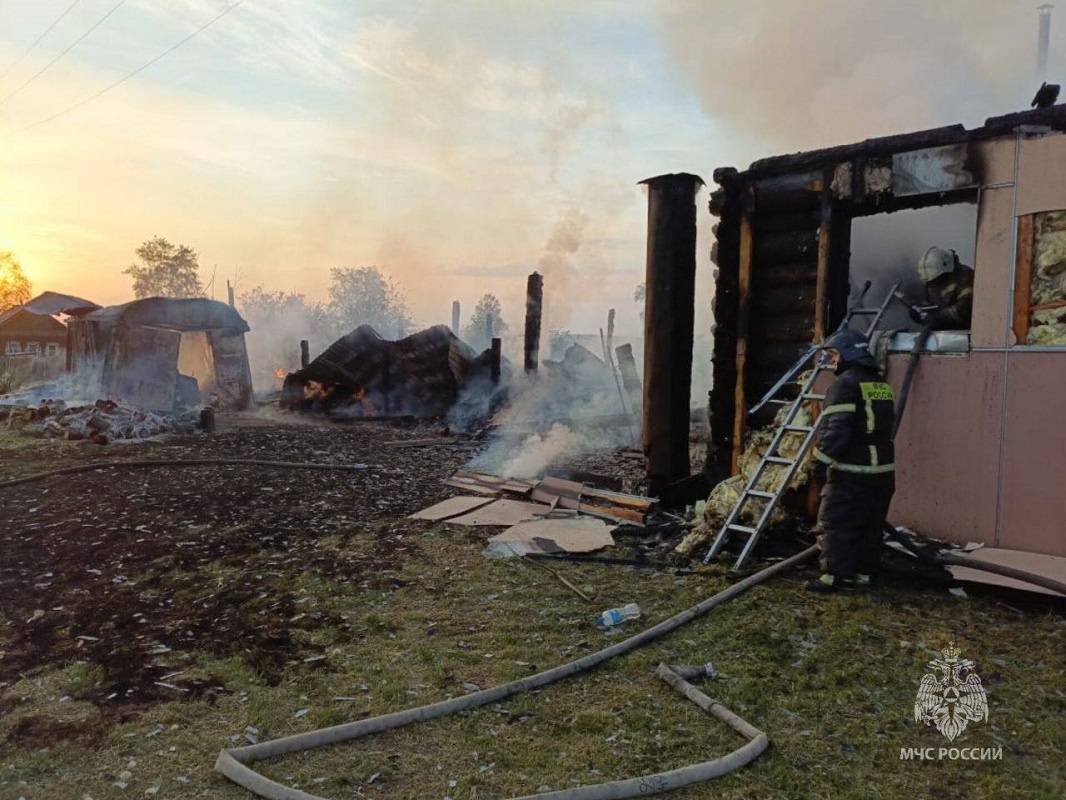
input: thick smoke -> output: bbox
[463,362,636,480]
[655,0,1054,153]
[536,209,589,337]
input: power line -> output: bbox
[0,0,84,82]
[21,0,245,131]
[0,0,129,109]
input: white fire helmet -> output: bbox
[917,247,957,282]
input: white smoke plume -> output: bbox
[464,365,636,480]
[655,0,1055,154]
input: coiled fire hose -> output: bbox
[214,546,816,800]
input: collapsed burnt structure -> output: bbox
[281,324,496,419]
[705,102,1066,559]
[67,297,253,412]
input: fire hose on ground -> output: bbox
[213,546,816,800]
[0,458,375,491]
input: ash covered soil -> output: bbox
[0,412,648,726]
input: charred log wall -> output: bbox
[706,168,742,485]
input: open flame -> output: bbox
[304,381,334,401]
[275,368,286,380]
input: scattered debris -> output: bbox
[408,496,495,522]
[446,499,551,527]
[487,517,615,555]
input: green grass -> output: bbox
[1,525,1063,800]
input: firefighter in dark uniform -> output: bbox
[914,246,975,330]
[806,328,897,593]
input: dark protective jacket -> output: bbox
[925,265,975,330]
[813,363,896,475]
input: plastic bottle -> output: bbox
[597,603,641,628]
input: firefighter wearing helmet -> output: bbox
[806,328,897,593]
[914,246,975,329]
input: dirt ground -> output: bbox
[0,416,475,724]
[1,411,1063,800]
[0,412,650,743]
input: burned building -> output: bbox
[282,324,492,419]
[67,297,253,412]
[707,102,1066,558]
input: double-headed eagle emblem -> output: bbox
[914,642,989,741]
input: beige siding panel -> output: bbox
[973,138,1018,186]
[885,352,1003,547]
[971,186,1014,348]
[1017,134,1066,216]
[997,352,1066,557]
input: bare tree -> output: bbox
[124,237,204,299]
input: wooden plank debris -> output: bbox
[444,471,536,498]
[445,471,655,524]
[531,476,583,509]
[408,496,495,521]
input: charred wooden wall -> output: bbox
[703,102,1066,486]
[706,168,741,485]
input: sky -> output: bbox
[0,0,1059,340]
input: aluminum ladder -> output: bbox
[703,279,901,569]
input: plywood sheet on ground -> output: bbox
[446,499,552,526]
[409,496,494,521]
[946,548,1066,598]
[488,517,616,553]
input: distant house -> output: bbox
[0,292,100,359]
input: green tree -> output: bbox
[0,251,31,313]
[463,293,508,351]
[123,237,204,299]
[326,266,411,339]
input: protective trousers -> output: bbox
[816,470,895,577]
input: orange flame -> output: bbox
[275,368,286,380]
[304,381,334,400]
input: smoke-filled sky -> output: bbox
[0,0,1058,337]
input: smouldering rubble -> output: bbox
[3,398,199,444]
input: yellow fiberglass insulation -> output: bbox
[1028,211,1066,344]
[676,399,814,556]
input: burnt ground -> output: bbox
[1,417,474,717]
[0,412,648,738]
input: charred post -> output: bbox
[451,300,460,335]
[639,172,705,496]
[606,308,616,356]
[490,337,502,385]
[524,272,543,375]
[300,340,310,369]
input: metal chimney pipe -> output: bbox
[639,172,705,497]
[1038,4,1054,82]
[451,300,460,335]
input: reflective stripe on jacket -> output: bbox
[813,364,896,474]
